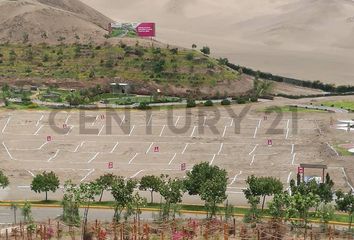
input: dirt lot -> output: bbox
[0,100,353,205]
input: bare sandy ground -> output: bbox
[81,0,354,85]
[0,98,353,204]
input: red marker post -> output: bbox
[154,146,160,153]
[47,136,52,142]
[181,163,186,171]
[108,162,113,169]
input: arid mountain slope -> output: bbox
[81,0,354,85]
[0,0,112,43]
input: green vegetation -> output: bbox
[30,171,60,201]
[334,145,353,156]
[0,43,238,87]
[262,106,327,113]
[0,170,9,189]
[321,100,354,111]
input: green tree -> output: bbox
[62,181,82,226]
[335,190,354,230]
[268,192,289,222]
[22,201,33,223]
[139,175,162,203]
[159,175,185,220]
[111,177,137,222]
[316,202,335,232]
[0,170,9,189]
[184,162,228,218]
[79,181,101,236]
[243,175,283,211]
[186,99,196,108]
[200,46,210,55]
[192,44,197,49]
[30,171,60,201]
[284,192,319,237]
[95,173,117,202]
[125,193,147,222]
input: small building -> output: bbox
[110,83,130,94]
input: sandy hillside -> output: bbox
[81,0,354,85]
[0,0,112,44]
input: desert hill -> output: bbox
[0,0,112,44]
[81,0,354,85]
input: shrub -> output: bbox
[204,100,213,107]
[185,52,194,61]
[186,99,196,108]
[200,46,210,55]
[221,99,231,105]
[236,97,247,104]
[137,102,151,110]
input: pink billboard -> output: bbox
[109,22,156,38]
[136,23,155,37]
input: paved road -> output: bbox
[0,206,205,227]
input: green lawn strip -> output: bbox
[321,100,354,111]
[259,106,327,113]
[0,201,350,224]
[334,145,352,156]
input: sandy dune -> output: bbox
[81,0,354,85]
[0,0,112,44]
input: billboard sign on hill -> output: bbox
[108,22,156,38]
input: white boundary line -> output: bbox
[222,126,227,138]
[326,142,339,156]
[128,153,139,164]
[2,142,14,160]
[27,170,35,177]
[168,153,177,165]
[129,125,135,136]
[258,119,262,128]
[87,152,99,163]
[291,153,297,165]
[230,118,234,127]
[217,143,224,155]
[249,144,258,155]
[250,155,256,166]
[110,142,119,153]
[47,149,60,162]
[181,143,189,154]
[209,154,216,165]
[130,170,145,178]
[190,126,197,137]
[175,116,181,127]
[253,127,258,139]
[291,144,294,154]
[120,115,126,126]
[203,116,207,126]
[36,115,43,127]
[65,115,71,124]
[2,116,11,133]
[80,169,95,182]
[33,125,43,135]
[146,142,154,154]
[341,167,354,192]
[66,126,73,136]
[91,115,99,126]
[98,125,105,136]
[39,141,48,150]
[159,125,166,137]
[146,114,153,126]
[287,172,293,184]
[228,171,242,186]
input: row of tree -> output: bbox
[243,173,354,233]
[0,165,353,232]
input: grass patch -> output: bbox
[334,145,353,156]
[261,106,326,113]
[321,100,354,111]
[0,44,239,88]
